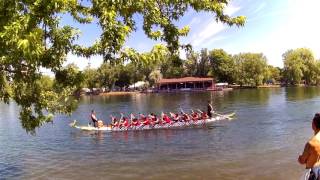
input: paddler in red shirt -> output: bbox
[191,111,199,121]
[142,116,150,126]
[150,113,160,125]
[123,117,129,128]
[132,118,140,126]
[169,112,179,123]
[181,112,190,122]
[201,111,209,119]
[110,115,118,128]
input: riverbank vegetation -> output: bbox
[82,47,319,91]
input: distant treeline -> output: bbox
[43,46,320,90]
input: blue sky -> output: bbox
[61,0,320,70]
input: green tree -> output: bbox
[184,49,211,77]
[266,65,281,84]
[98,63,120,90]
[161,56,185,78]
[115,64,133,89]
[209,49,235,83]
[233,53,268,87]
[314,61,320,85]
[0,0,245,132]
[282,48,315,85]
[149,69,163,87]
[83,66,99,90]
[38,75,54,91]
[184,51,198,76]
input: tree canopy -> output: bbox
[283,48,320,85]
[0,0,245,132]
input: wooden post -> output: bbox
[212,79,214,89]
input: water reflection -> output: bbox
[2,87,320,179]
[225,88,274,105]
[71,130,106,144]
[285,87,320,101]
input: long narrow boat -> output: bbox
[69,112,235,132]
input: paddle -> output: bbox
[69,120,77,127]
[179,107,192,125]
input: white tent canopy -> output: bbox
[129,81,147,89]
[216,83,228,86]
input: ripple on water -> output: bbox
[1,88,320,179]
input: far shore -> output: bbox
[99,91,139,96]
[257,85,281,88]
[229,84,281,89]
[82,84,318,97]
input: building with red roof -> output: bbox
[156,77,216,92]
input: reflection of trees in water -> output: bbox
[285,87,320,101]
[81,95,133,105]
[76,89,297,123]
[220,88,277,106]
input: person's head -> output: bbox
[312,113,320,131]
[91,110,95,114]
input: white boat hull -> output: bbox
[70,113,235,132]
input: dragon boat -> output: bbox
[69,112,235,132]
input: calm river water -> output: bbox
[1,87,320,179]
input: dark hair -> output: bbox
[313,113,320,129]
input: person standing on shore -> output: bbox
[207,101,213,118]
[298,113,320,179]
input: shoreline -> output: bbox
[98,91,139,96]
[83,85,317,96]
[229,85,281,89]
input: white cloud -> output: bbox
[201,35,228,47]
[252,2,266,15]
[190,20,225,47]
[224,4,241,16]
[188,16,201,27]
[188,4,241,48]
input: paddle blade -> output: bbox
[69,120,77,127]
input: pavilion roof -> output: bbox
[158,77,213,84]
